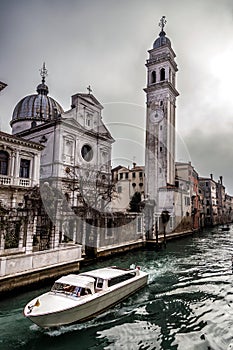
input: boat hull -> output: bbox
[25,273,148,328]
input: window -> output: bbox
[132,183,136,187]
[120,173,123,179]
[86,113,92,127]
[139,172,143,178]
[125,172,129,179]
[108,272,136,287]
[19,159,30,178]
[96,278,104,289]
[0,150,9,175]
[132,172,136,178]
[160,68,165,81]
[185,197,190,206]
[117,186,122,193]
[64,193,70,203]
[151,71,156,83]
[81,144,93,162]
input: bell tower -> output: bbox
[144,16,179,208]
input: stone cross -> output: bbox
[87,85,92,94]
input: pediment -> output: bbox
[60,115,114,142]
[71,93,103,109]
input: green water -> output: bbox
[1,227,233,350]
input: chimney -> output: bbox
[220,176,223,185]
[133,162,136,168]
[210,174,213,180]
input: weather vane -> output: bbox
[40,62,48,83]
[159,16,167,32]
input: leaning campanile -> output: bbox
[144,16,179,210]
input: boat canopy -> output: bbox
[80,266,138,280]
[55,274,95,291]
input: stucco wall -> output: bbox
[0,244,82,277]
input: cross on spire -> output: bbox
[40,62,48,83]
[87,85,92,94]
[159,16,167,32]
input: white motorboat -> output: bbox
[23,265,148,328]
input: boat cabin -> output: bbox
[80,266,139,291]
[51,267,140,297]
[51,274,95,296]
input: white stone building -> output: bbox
[11,67,114,213]
[0,131,43,207]
[111,163,145,211]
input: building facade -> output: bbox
[111,163,145,211]
[175,162,199,230]
[11,66,114,217]
[0,131,43,208]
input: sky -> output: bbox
[1,0,233,194]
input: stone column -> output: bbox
[81,219,86,255]
[25,215,36,254]
[18,219,24,249]
[0,228,5,251]
[14,150,19,186]
[32,153,39,186]
[10,151,15,178]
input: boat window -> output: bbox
[96,278,104,289]
[51,282,66,293]
[108,272,136,287]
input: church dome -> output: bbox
[10,64,64,130]
[153,30,171,49]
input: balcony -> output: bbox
[0,175,32,187]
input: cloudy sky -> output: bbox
[1,0,233,193]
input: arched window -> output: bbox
[151,71,156,84]
[160,68,165,81]
[0,150,9,175]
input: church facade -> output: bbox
[11,65,114,213]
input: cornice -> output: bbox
[0,131,44,150]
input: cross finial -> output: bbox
[40,62,48,83]
[159,16,167,32]
[87,85,92,94]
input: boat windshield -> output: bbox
[51,283,91,297]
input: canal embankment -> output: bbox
[0,229,199,297]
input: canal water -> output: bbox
[1,226,233,350]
